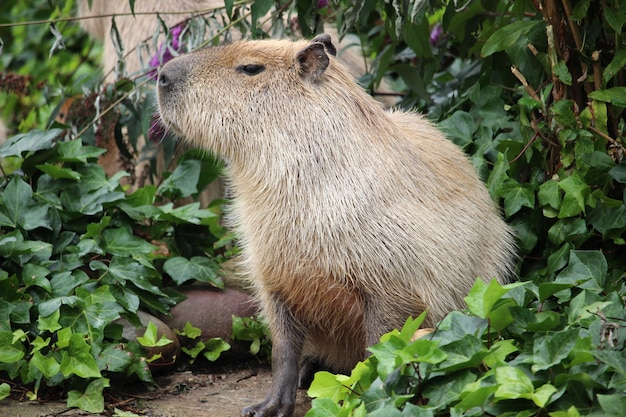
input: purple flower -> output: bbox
[318,0,328,7]
[429,23,444,47]
[147,23,186,80]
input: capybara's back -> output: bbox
[157,34,516,417]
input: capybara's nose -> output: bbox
[158,59,187,93]
[158,65,175,90]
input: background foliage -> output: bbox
[0,0,624,415]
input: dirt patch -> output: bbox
[0,364,311,417]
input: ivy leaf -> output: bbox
[202,338,231,361]
[538,179,561,215]
[136,322,173,348]
[464,279,510,319]
[556,250,607,290]
[163,256,223,287]
[0,331,25,363]
[608,162,626,183]
[96,343,135,373]
[176,321,202,339]
[499,179,536,217]
[588,203,626,236]
[0,383,10,401]
[0,176,51,231]
[597,393,626,416]
[102,227,157,256]
[30,351,61,378]
[306,398,344,417]
[494,366,534,399]
[67,377,110,413]
[57,139,105,162]
[558,172,591,218]
[437,335,487,372]
[157,159,201,199]
[21,263,51,292]
[36,163,81,180]
[0,129,59,158]
[531,329,579,372]
[60,334,102,378]
[438,111,475,150]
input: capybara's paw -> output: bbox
[242,396,295,417]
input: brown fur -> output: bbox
[157,36,517,417]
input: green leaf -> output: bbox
[308,371,348,402]
[588,87,626,107]
[60,334,102,378]
[537,282,574,302]
[603,50,626,85]
[609,162,626,183]
[494,366,533,399]
[36,163,81,180]
[0,383,10,400]
[529,383,558,407]
[0,176,50,230]
[458,381,498,411]
[92,256,165,296]
[531,329,579,372]
[499,179,536,216]
[306,398,344,417]
[558,172,591,217]
[176,321,202,339]
[102,227,157,256]
[588,203,626,236]
[538,179,561,214]
[163,256,223,287]
[157,159,201,199]
[556,250,607,290]
[481,20,541,57]
[30,351,61,378]
[202,338,231,361]
[67,377,110,413]
[57,139,105,162]
[438,111,475,149]
[0,129,60,158]
[136,322,173,348]
[182,341,206,360]
[597,393,626,416]
[553,60,572,85]
[22,263,51,292]
[464,279,510,319]
[96,343,135,373]
[0,332,25,363]
[38,309,62,332]
[437,335,487,372]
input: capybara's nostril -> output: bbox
[158,72,170,88]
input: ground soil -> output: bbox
[0,362,312,417]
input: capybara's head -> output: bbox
[156,34,353,158]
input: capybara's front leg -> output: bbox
[242,294,304,417]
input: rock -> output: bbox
[162,286,259,358]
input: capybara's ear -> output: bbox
[311,34,337,56]
[296,40,330,82]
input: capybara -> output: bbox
[156,35,517,417]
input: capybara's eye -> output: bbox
[236,64,266,76]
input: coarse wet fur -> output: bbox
[157,35,517,417]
